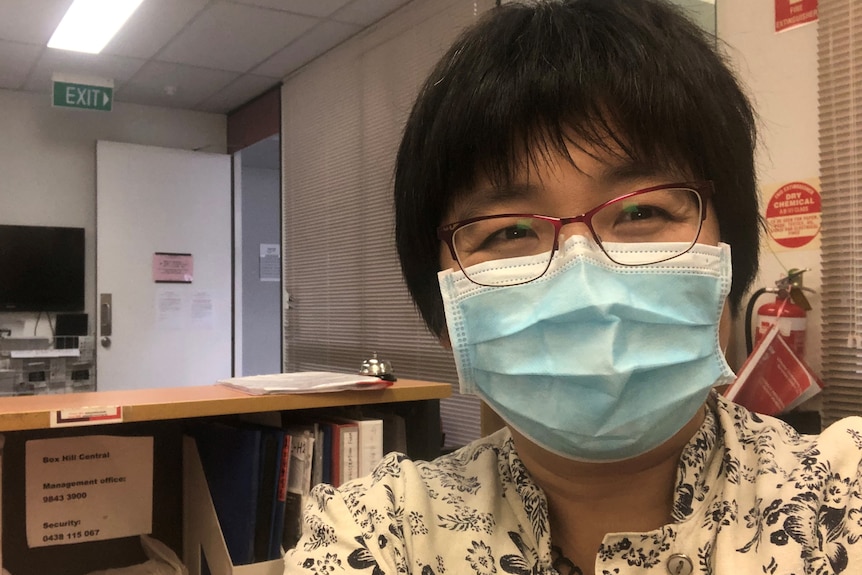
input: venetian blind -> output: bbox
[819,0,862,425]
[281,0,493,448]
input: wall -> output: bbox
[240,166,281,376]
[717,2,822,379]
[676,0,717,33]
[0,89,226,338]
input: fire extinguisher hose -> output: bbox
[744,287,770,355]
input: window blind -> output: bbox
[819,0,862,426]
[281,0,491,449]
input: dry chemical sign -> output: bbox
[765,181,821,249]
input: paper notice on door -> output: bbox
[25,435,154,547]
[260,243,281,282]
[190,291,215,329]
[156,288,185,330]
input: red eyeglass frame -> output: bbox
[436,180,714,268]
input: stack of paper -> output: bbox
[217,372,392,395]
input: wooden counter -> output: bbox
[0,378,452,432]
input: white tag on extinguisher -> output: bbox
[756,296,807,358]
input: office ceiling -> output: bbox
[0,0,413,115]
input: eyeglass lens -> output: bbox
[451,187,703,285]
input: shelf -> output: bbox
[0,378,452,432]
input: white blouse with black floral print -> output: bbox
[283,392,862,575]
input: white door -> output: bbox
[96,141,232,391]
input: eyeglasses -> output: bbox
[437,181,714,286]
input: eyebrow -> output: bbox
[592,160,670,186]
[452,182,540,220]
[449,159,685,221]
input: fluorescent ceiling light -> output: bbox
[48,0,145,54]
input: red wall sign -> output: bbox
[765,181,821,249]
[775,0,818,33]
[152,252,194,283]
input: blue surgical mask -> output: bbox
[438,236,734,462]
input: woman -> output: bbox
[284,1,862,574]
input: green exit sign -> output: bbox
[53,81,113,112]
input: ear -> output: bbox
[438,327,452,350]
[718,303,731,353]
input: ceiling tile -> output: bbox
[118,60,239,109]
[331,0,410,26]
[234,0,353,18]
[196,73,281,114]
[158,1,320,73]
[0,40,42,90]
[102,0,210,60]
[0,0,72,45]
[23,49,147,94]
[252,19,360,78]
[0,0,416,112]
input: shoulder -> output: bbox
[819,415,862,460]
[330,427,514,511]
[287,429,540,574]
[708,397,862,572]
[712,394,862,517]
[714,393,862,468]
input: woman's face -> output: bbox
[438,139,731,347]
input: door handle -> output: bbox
[100,293,112,336]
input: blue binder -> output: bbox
[190,421,262,566]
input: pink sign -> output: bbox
[153,252,193,283]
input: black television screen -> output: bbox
[0,224,85,312]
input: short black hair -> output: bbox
[394,0,760,337]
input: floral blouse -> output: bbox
[283,393,862,575]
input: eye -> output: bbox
[482,222,536,245]
[470,220,541,255]
[617,203,671,223]
[452,216,553,265]
[607,202,680,240]
[594,187,703,243]
[616,201,691,225]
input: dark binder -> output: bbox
[253,426,286,561]
[189,422,261,566]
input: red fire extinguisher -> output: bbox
[745,269,812,358]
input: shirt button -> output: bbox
[666,553,693,575]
